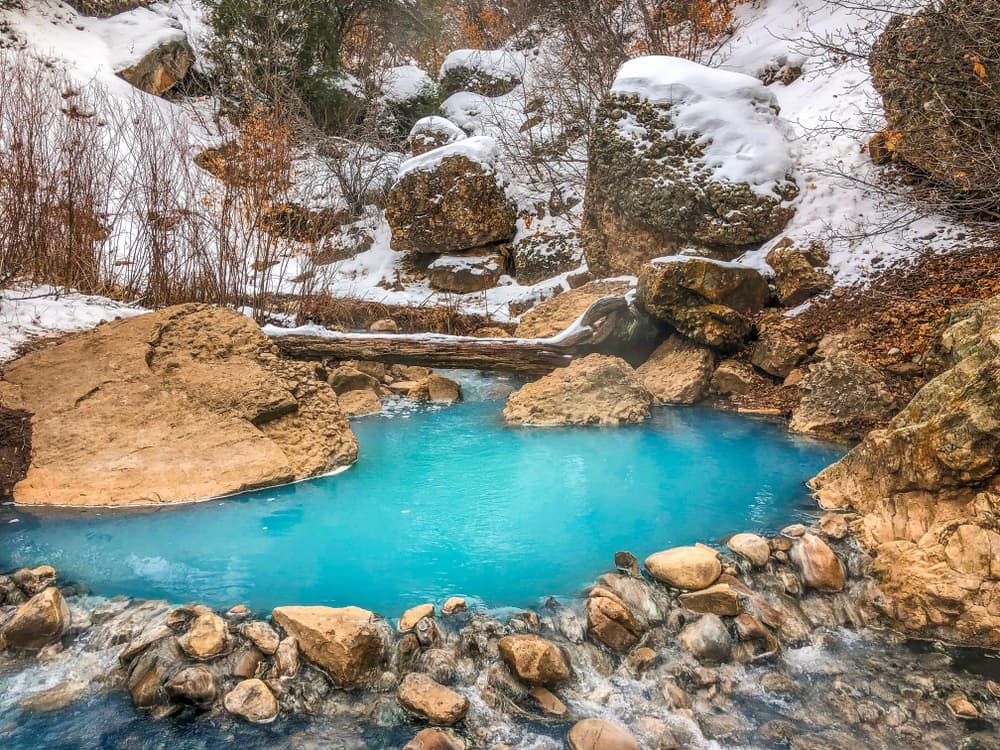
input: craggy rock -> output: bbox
[385,140,517,254]
[338,389,383,417]
[439,48,525,97]
[0,587,70,649]
[176,611,228,659]
[635,335,715,404]
[12,565,56,597]
[503,354,653,426]
[790,350,896,439]
[408,375,463,403]
[427,251,506,293]
[582,57,797,276]
[514,280,633,339]
[790,534,846,592]
[271,606,390,688]
[223,678,279,723]
[585,590,643,652]
[243,621,280,655]
[644,546,722,591]
[407,117,467,156]
[636,258,769,351]
[678,614,732,664]
[870,0,1000,198]
[710,360,758,396]
[812,295,1000,647]
[116,32,193,96]
[0,305,358,506]
[397,672,469,725]
[567,718,640,750]
[512,229,584,285]
[498,634,571,686]
[766,242,833,307]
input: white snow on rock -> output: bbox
[94,5,189,74]
[380,64,436,104]
[396,135,502,179]
[0,286,146,362]
[611,55,795,197]
[439,48,527,81]
[408,116,467,144]
[428,255,503,274]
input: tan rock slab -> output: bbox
[726,533,771,567]
[177,612,227,660]
[397,672,469,725]
[635,335,715,404]
[223,678,279,723]
[790,533,846,592]
[0,587,70,650]
[644,546,721,590]
[567,718,639,750]
[498,634,571,687]
[400,603,436,632]
[678,583,741,616]
[271,605,387,688]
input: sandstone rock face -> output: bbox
[0,407,31,496]
[397,672,469,725]
[751,315,810,378]
[635,335,715,404]
[567,718,639,750]
[337,389,383,417]
[644,546,721,590]
[811,295,1000,647]
[243,621,280,655]
[271,606,389,688]
[427,252,505,293]
[116,35,194,96]
[678,583,741,616]
[0,587,70,649]
[0,305,358,506]
[498,634,571,687]
[514,280,633,339]
[223,678,279,723]
[870,0,1000,198]
[790,350,896,439]
[766,242,833,307]
[400,604,436,632]
[636,258,769,351]
[503,354,652,427]
[582,57,797,277]
[385,140,517,254]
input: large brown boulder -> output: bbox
[766,242,833,307]
[585,589,644,652]
[397,672,469,725]
[427,251,506,293]
[636,257,769,351]
[385,137,517,254]
[223,678,279,723]
[503,354,653,426]
[498,634,571,687]
[790,350,896,439]
[116,30,193,96]
[514,280,633,339]
[811,295,1000,647]
[635,335,715,404]
[271,606,389,688]
[0,305,357,506]
[869,0,1000,202]
[644,545,721,590]
[0,586,70,650]
[582,57,797,276]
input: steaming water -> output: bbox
[0,372,844,616]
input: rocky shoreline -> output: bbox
[2,515,998,749]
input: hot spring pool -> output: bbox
[0,375,845,616]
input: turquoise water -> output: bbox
[0,379,844,616]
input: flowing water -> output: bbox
[0,373,844,616]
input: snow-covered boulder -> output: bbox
[100,7,195,95]
[384,136,517,254]
[439,48,526,97]
[636,256,769,352]
[582,56,799,277]
[427,252,506,293]
[407,116,466,156]
[380,64,437,105]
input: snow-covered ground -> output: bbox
[0,0,979,348]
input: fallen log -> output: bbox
[267,295,636,375]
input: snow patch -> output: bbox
[396,135,502,179]
[439,48,527,81]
